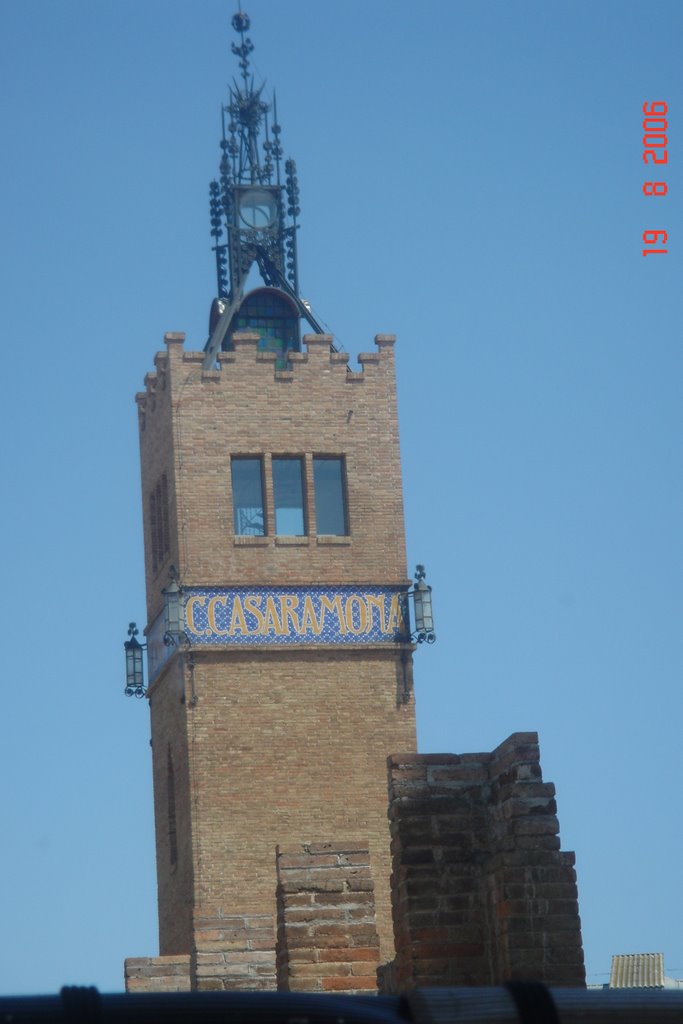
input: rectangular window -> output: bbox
[272,457,305,535]
[231,458,265,536]
[313,457,348,535]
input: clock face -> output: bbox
[238,189,278,229]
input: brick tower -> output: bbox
[124,11,418,992]
[124,12,587,996]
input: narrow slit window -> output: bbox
[150,489,159,572]
[272,457,305,535]
[313,457,348,535]
[167,747,178,868]
[231,458,265,536]
[160,473,170,559]
[150,472,170,573]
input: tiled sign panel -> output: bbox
[148,586,410,683]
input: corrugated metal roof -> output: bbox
[609,953,665,988]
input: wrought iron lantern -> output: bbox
[409,565,436,644]
[162,566,184,647]
[124,622,147,697]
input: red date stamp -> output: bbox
[642,101,668,255]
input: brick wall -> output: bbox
[125,728,585,993]
[149,647,414,959]
[276,842,380,994]
[386,733,585,990]
[149,656,194,954]
[123,955,190,992]
[192,913,276,991]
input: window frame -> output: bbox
[231,456,267,537]
[272,455,307,537]
[312,455,349,537]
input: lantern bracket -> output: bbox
[162,565,189,649]
[124,622,148,698]
[407,564,436,645]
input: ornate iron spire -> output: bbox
[208,9,301,302]
[205,9,327,368]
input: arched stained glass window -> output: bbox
[230,287,300,368]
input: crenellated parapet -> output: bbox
[136,332,397,431]
[148,331,393,401]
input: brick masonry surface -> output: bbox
[124,729,586,993]
[137,333,417,962]
[276,842,381,994]
[123,955,190,992]
[384,733,586,991]
[192,913,276,991]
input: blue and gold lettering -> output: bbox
[280,594,301,634]
[344,594,368,635]
[300,594,321,635]
[185,595,209,636]
[366,594,386,634]
[243,594,265,634]
[180,586,406,646]
[264,595,286,635]
[320,594,347,634]
[207,595,229,636]
[386,594,407,637]
[229,595,250,635]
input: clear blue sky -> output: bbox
[1,0,681,995]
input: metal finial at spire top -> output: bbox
[210,8,295,229]
[232,9,250,32]
[231,9,253,90]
